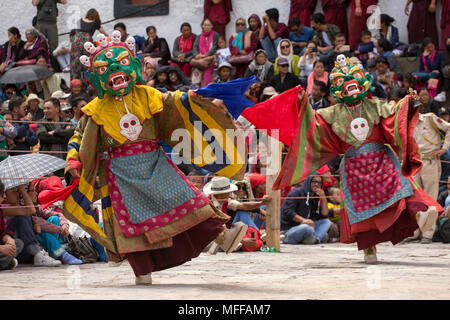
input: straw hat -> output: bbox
[51,90,70,99]
[203,176,238,196]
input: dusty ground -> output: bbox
[1,241,450,300]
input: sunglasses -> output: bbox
[236,185,247,191]
[5,91,14,95]
[280,45,290,49]
[236,22,245,26]
[278,64,289,68]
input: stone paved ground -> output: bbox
[1,242,450,300]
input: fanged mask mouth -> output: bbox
[108,73,131,89]
[343,80,363,96]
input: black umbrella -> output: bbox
[0,65,53,84]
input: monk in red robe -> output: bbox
[289,0,318,27]
[405,0,439,48]
[440,0,450,50]
[322,0,350,41]
[349,0,378,50]
[204,0,232,38]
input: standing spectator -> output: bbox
[229,18,258,78]
[311,13,341,56]
[405,0,439,49]
[281,175,331,245]
[308,80,330,110]
[289,0,318,28]
[0,113,17,161]
[274,39,300,76]
[259,8,290,63]
[373,14,402,50]
[35,55,61,99]
[322,0,350,41]
[25,93,44,121]
[306,60,329,94]
[113,22,129,42]
[417,87,442,115]
[32,0,67,52]
[288,17,314,55]
[8,97,38,156]
[244,49,274,83]
[348,0,379,50]
[52,29,75,73]
[191,18,219,87]
[298,41,318,87]
[355,31,375,66]
[36,98,75,163]
[413,38,445,98]
[203,0,233,38]
[247,14,262,40]
[171,23,197,77]
[268,57,301,94]
[0,27,25,74]
[70,8,108,84]
[22,28,50,65]
[142,26,171,66]
[375,38,402,81]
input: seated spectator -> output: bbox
[375,38,402,81]
[8,97,38,156]
[35,55,61,100]
[308,80,330,110]
[260,86,279,102]
[0,112,17,161]
[244,82,263,104]
[413,37,445,98]
[215,35,231,66]
[307,60,329,94]
[167,66,197,91]
[171,23,197,77]
[212,62,235,84]
[326,186,341,243]
[311,12,341,56]
[113,22,129,42]
[438,107,450,195]
[438,176,450,209]
[149,67,170,92]
[259,8,290,62]
[318,32,350,71]
[0,27,25,74]
[52,29,75,73]
[288,17,314,55]
[389,88,408,105]
[25,94,44,122]
[142,26,171,66]
[373,14,403,51]
[375,56,399,99]
[229,18,258,78]
[190,18,219,87]
[355,31,375,66]
[0,179,23,270]
[143,57,159,84]
[187,171,204,192]
[298,41,318,87]
[418,87,441,115]
[281,175,331,244]
[244,49,274,83]
[434,36,450,103]
[274,39,300,76]
[1,84,18,103]
[69,79,86,102]
[21,28,50,65]
[268,57,301,94]
[4,183,60,266]
[247,14,262,40]
[36,98,75,164]
[70,96,87,128]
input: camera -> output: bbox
[311,47,318,53]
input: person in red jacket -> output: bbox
[204,0,232,38]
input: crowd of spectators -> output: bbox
[0,0,450,271]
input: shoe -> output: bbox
[62,67,71,73]
[434,91,446,102]
[421,237,432,244]
[260,231,267,243]
[34,250,62,267]
[321,234,329,244]
[135,273,152,285]
[233,243,243,252]
[301,234,319,245]
[216,222,248,254]
[401,236,420,244]
[61,252,82,265]
[279,234,285,242]
[329,237,340,243]
[7,258,18,270]
[363,246,377,264]
[208,242,220,255]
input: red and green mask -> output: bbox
[329,55,373,104]
[84,45,144,99]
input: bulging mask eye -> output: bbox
[334,77,344,86]
[120,57,130,66]
[353,71,364,79]
[98,66,108,75]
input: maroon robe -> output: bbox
[407,0,439,48]
[441,0,450,49]
[204,0,233,37]
[322,0,350,41]
[289,0,318,27]
[349,0,378,50]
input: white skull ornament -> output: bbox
[125,36,135,51]
[84,41,97,54]
[336,54,347,67]
[96,34,108,47]
[119,113,142,141]
[79,55,91,67]
[111,30,122,44]
[350,117,369,142]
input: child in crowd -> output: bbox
[143,57,158,85]
[326,186,341,243]
[151,69,170,93]
[375,56,399,99]
[213,62,235,83]
[354,31,375,67]
[215,35,231,66]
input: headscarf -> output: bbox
[277,39,294,73]
[248,14,262,32]
[232,18,248,51]
[70,79,83,87]
[178,32,195,53]
[249,173,266,189]
[248,49,273,82]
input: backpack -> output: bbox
[67,235,99,263]
[432,217,450,243]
